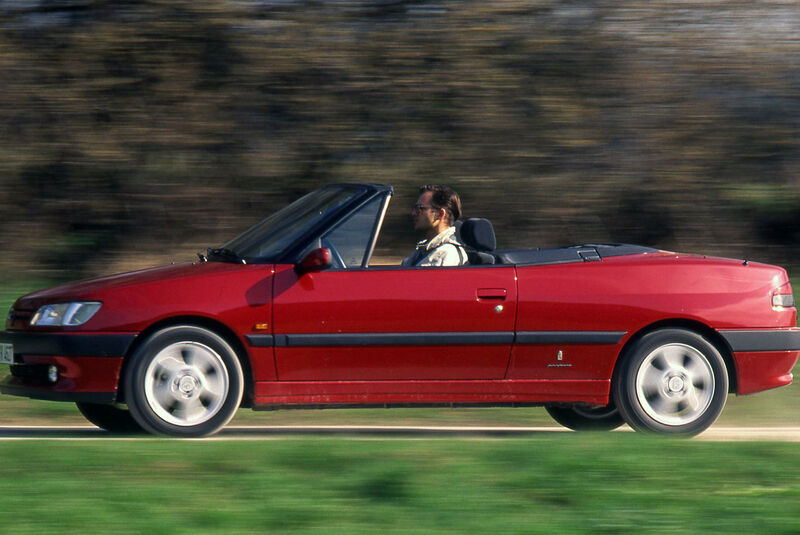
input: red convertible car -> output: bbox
[1,183,799,436]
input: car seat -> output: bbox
[456,218,496,265]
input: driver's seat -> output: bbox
[456,218,496,265]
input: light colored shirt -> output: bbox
[401,226,467,267]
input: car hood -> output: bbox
[13,262,251,311]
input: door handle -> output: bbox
[477,288,507,300]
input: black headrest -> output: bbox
[458,218,496,251]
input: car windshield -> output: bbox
[220,185,365,261]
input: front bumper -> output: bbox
[0,331,135,403]
[719,328,800,395]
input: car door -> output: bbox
[271,264,517,381]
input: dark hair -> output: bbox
[419,184,462,225]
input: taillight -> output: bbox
[772,281,795,308]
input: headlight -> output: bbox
[30,302,102,327]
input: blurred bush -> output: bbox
[0,0,798,280]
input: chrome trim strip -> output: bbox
[250,331,629,348]
[516,331,627,345]
[245,334,274,347]
[273,332,515,347]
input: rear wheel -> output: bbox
[613,328,728,436]
[124,326,244,437]
[545,403,624,431]
[76,402,143,433]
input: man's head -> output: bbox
[411,185,462,238]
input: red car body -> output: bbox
[1,183,798,436]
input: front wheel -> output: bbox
[124,326,244,437]
[545,404,625,431]
[613,328,728,436]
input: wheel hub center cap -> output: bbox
[178,375,198,395]
[668,376,685,393]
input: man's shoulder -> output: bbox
[427,226,457,248]
[426,242,466,266]
[445,235,463,247]
[437,241,462,252]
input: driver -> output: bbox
[401,185,467,267]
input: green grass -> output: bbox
[1,436,800,534]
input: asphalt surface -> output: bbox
[1,425,799,441]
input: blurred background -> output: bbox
[2,11,800,528]
[0,0,799,284]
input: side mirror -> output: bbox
[296,247,332,274]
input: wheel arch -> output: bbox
[117,316,254,407]
[613,319,737,394]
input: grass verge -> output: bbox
[2,436,800,534]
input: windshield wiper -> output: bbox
[206,247,247,264]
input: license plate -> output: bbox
[0,343,13,365]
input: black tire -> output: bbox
[124,326,244,437]
[613,328,728,436]
[76,402,143,433]
[545,403,625,431]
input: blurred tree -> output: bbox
[0,0,798,280]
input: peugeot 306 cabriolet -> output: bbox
[2,183,798,436]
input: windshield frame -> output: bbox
[215,183,392,264]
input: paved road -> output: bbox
[1,425,799,441]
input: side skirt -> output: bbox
[253,379,610,408]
